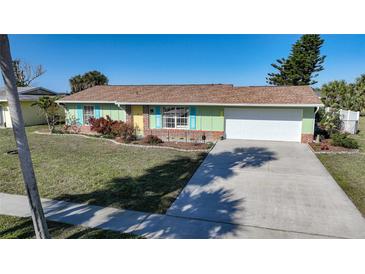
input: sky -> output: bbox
[2,34,364,93]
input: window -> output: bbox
[162,106,189,129]
[83,105,94,125]
[176,107,189,128]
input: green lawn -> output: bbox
[0,126,206,214]
[317,116,365,216]
[352,116,365,152]
[0,215,139,239]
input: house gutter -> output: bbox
[56,100,324,108]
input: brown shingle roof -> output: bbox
[58,84,322,105]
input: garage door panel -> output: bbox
[225,108,302,142]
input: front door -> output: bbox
[131,105,144,136]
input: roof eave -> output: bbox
[56,100,324,107]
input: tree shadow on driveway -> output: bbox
[164,146,278,237]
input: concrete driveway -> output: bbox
[167,139,365,238]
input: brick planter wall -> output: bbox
[79,125,92,133]
[75,124,311,144]
[143,105,150,130]
[301,134,314,143]
[77,125,99,135]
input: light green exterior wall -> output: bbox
[64,103,126,125]
[149,107,156,128]
[100,104,126,121]
[149,105,315,134]
[64,103,77,124]
[302,107,315,134]
[195,106,224,131]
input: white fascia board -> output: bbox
[0,99,39,102]
[56,100,323,108]
[56,100,117,104]
[117,102,324,107]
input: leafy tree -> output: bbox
[320,75,365,111]
[69,74,84,93]
[267,35,326,86]
[320,80,349,109]
[12,59,45,87]
[69,70,108,93]
[32,96,61,133]
[353,74,365,112]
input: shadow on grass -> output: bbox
[54,153,208,213]
[0,215,137,239]
[44,145,277,238]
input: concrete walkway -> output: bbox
[0,192,340,238]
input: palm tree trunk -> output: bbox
[0,35,50,239]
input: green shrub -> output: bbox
[206,142,214,149]
[331,132,359,149]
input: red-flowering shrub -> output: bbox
[119,122,136,142]
[89,115,136,141]
[89,115,113,135]
[320,144,329,151]
[143,135,163,145]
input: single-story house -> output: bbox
[0,86,59,128]
[57,84,323,143]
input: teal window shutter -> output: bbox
[77,104,83,125]
[155,106,161,128]
[190,106,196,129]
[94,104,100,118]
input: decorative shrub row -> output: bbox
[89,115,136,142]
[331,132,359,149]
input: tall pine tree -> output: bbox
[266,35,326,86]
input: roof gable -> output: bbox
[0,86,58,101]
[18,87,57,96]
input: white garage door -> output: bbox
[224,108,302,142]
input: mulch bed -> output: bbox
[309,139,358,153]
[38,129,213,151]
[124,139,212,150]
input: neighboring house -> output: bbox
[57,84,323,143]
[0,86,59,128]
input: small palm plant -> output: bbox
[32,96,61,132]
[319,110,341,136]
